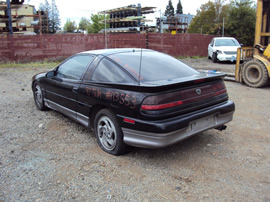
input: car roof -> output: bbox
[80,48,154,56]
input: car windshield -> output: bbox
[108,51,199,82]
[215,39,239,47]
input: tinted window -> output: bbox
[92,58,133,83]
[108,51,199,82]
[56,55,94,80]
[215,39,239,47]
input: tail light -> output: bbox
[141,81,227,111]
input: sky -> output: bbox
[27,0,211,28]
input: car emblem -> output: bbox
[196,88,201,95]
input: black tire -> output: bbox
[212,52,217,63]
[242,60,269,88]
[33,82,47,110]
[208,54,211,59]
[94,109,127,156]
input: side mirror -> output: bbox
[46,71,55,78]
[240,43,243,47]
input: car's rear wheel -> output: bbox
[212,52,217,63]
[33,83,47,110]
[94,109,127,155]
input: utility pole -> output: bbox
[137,3,141,33]
[104,13,107,49]
[47,9,49,33]
[159,9,163,33]
[222,17,224,37]
[6,0,13,35]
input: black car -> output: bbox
[32,48,235,155]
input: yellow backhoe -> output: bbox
[235,0,270,87]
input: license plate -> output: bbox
[190,115,216,131]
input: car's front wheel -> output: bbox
[212,52,217,63]
[94,109,127,155]
[33,83,47,110]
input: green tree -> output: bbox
[79,17,91,31]
[88,14,109,33]
[63,19,76,33]
[188,0,229,35]
[176,0,183,14]
[165,0,174,17]
[226,0,256,46]
[188,0,256,45]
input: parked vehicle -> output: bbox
[208,37,241,63]
[235,0,270,88]
[32,48,235,155]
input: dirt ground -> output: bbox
[0,59,270,201]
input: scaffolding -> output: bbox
[99,4,156,33]
[157,14,193,33]
[0,0,48,35]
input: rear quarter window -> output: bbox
[91,58,135,83]
[108,51,199,82]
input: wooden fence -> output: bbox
[0,33,215,62]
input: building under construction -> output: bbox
[157,13,193,33]
[99,4,156,33]
[0,0,48,35]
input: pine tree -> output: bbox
[64,19,76,32]
[176,0,183,14]
[165,0,174,17]
[39,0,60,33]
[50,0,61,33]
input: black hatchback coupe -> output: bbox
[32,48,235,155]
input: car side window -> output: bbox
[91,58,132,83]
[210,39,214,46]
[56,55,94,80]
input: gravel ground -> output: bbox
[0,59,270,201]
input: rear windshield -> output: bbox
[108,51,199,82]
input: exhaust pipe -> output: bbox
[215,125,227,131]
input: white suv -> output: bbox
[208,37,241,63]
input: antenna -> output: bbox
[138,47,143,86]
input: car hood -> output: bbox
[32,71,47,82]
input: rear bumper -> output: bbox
[121,100,235,148]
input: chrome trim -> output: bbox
[45,99,89,128]
[77,113,89,128]
[46,99,77,121]
[44,98,50,108]
[122,112,234,148]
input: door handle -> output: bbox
[72,87,79,93]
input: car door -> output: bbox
[44,54,94,120]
